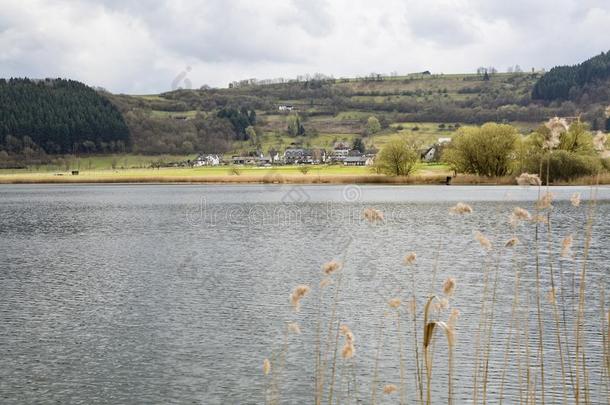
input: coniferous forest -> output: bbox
[532,51,610,101]
[0,78,129,154]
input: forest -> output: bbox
[0,78,129,155]
[532,51,610,103]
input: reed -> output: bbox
[258,184,607,404]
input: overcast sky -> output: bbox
[1,0,609,94]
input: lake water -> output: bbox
[1,184,609,404]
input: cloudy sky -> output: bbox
[1,0,609,94]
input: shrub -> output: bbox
[442,123,519,177]
[523,150,602,182]
[374,138,419,176]
[366,116,381,135]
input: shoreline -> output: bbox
[1,173,608,186]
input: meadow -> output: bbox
[0,162,454,184]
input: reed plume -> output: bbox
[505,237,519,247]
[443,277,456,296]
[475,231,492,250]
[543,116,569,150]
[363,208,384,222]
[388,298,402,309]
[510,207,532,227]
[322,260,342,275]
[536,192,553,209]
[263,358,271,375]
[571,192,581,207]
[403,252,417,265]
[516,172,542,186]
[561,234,573,258]
[449,202,473,214]
[290,284,310,312]
[340,325,355,359]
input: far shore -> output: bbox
[1,171,608,186]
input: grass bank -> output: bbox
[1,163,608,185]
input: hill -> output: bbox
[107,68,607,156]
[532,51,610,103]
[2,51,609,161]
[0,78,129,155]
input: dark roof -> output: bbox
[284,148,311,157]
[344,156,368,162]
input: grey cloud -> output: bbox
[1,0,609,93]
[405,6,478,46]
[290,0,334,36]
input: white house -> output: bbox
[193,154,220,166]
[278,105,295,112]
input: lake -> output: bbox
[1,184,609,404]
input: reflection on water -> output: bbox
[0,185,608,404]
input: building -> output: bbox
[421,144,447,163]
[331,141,351,162]
[283,148,313,164]
[310,148,327,164]
[232,156,257,165]
[343,156,369,166]
[256,156,272,166]
[193,154,220,167]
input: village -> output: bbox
[189,138,452,168]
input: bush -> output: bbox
[442,123,519,177]
[523,150,602,182]
[366,116,381,135]
[374,138,419,176]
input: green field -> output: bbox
[0,160,451,179]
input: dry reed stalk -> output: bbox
[315,284,323,405]
[322,272,344,405]
[544,208,569,403]
[472,251,494,403]
[395,309,407,405]
[558,249,576,393]
[409,269,424,404]
[371,314,386,405]
[428,238,443,297]
[533,179,547,405]
[481,247,506,403]
[524,290,533,404]
[268,325,290,405]
[599,291,609,402]
[574,188,597,404]
[317,243,351,404]
[498,242,523,404]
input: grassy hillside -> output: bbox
[105,71,583,157]
[2,53,609,163]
